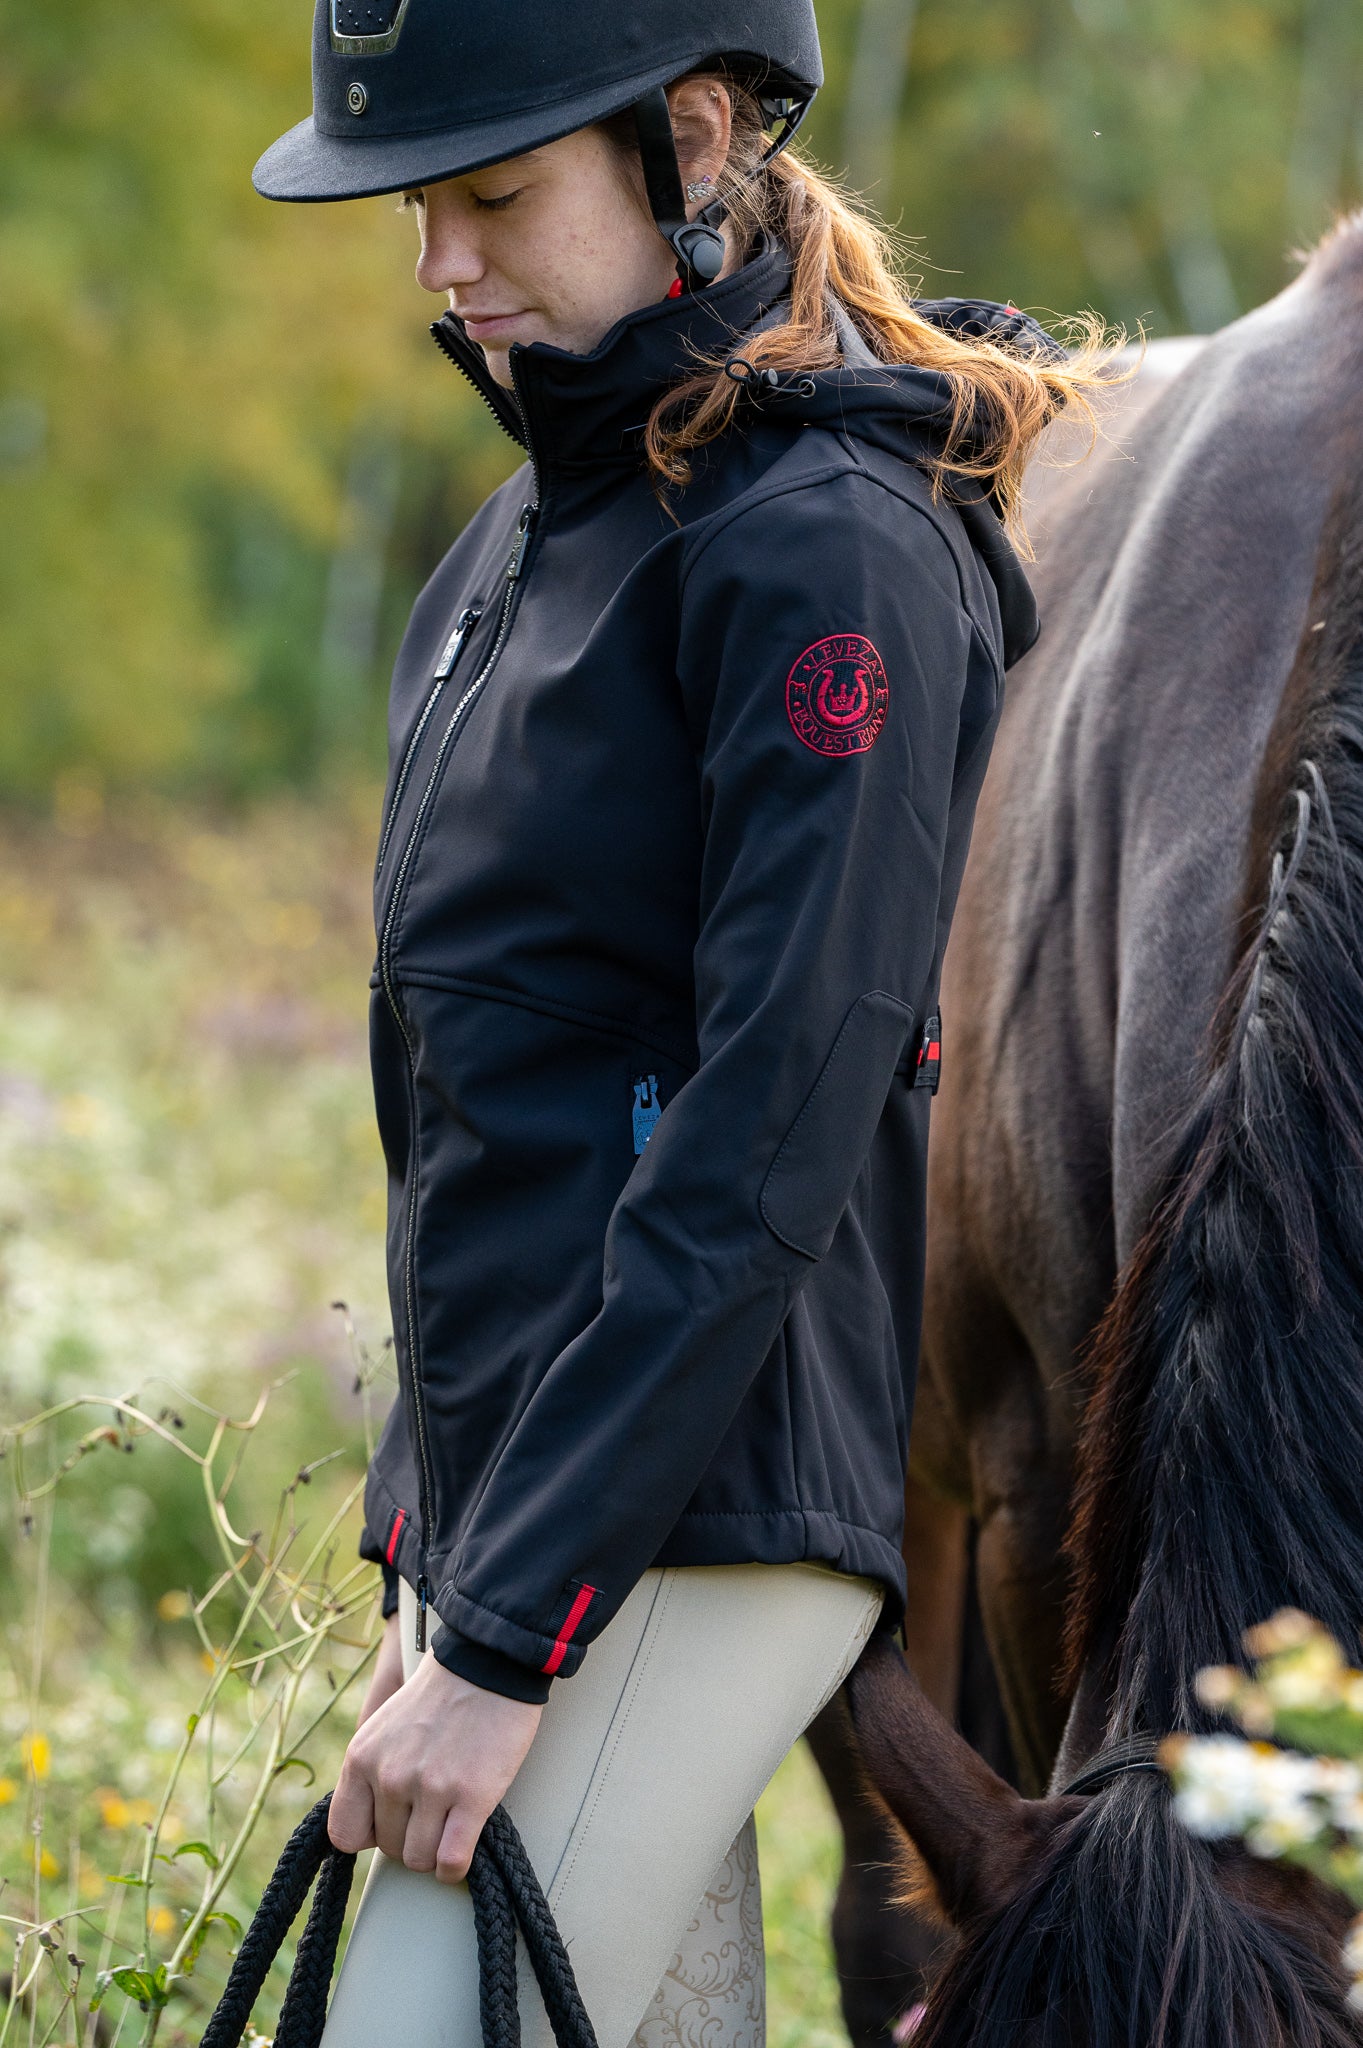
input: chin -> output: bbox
[470,341,515,388]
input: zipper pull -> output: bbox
[507,503,536,582]
[415,1573,429,1652]
[433,604,482,682]
[633,1074,662,1155]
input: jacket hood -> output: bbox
[429,238,1049,665]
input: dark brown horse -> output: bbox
[818,214,1363,2047]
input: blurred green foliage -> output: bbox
[2,0,1360,801]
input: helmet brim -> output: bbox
[254,56,746,202]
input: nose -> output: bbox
[413,194,485,297]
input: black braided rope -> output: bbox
[198,1792,599,2048]
[201,1796,349,2048]
[479,1808,597,2048]
[467,1821,522,2048]
[274,1827,358,2048]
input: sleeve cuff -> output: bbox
[430,1624,553,1705]
[379,1562,401,1620]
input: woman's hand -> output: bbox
[356,1613,405,1727]
[328,1650,543,1883]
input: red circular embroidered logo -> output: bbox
[785,635,890,757]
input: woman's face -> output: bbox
[405,80,733,386]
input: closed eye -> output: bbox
[472,189,522,212]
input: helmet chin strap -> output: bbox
[631,86,813,294]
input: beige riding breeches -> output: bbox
[319,1562,883,2048]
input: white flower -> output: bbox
[1172,1736,1267,1838]
[1247,1804,1322,1857]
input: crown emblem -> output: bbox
[814,665,872,727]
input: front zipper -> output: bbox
[374,604,483,882]
[379,498,539,1649]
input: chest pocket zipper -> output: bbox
[374,603,484,882]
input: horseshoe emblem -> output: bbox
[786,636,889,756]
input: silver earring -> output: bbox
[686,174,714,201]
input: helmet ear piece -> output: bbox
[631,83,813,296]
[633,87,711,293]
[670,221,726,287]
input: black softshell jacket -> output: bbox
[361,238,1041,1701]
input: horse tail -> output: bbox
[914,476,1363,2048]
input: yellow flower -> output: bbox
[0,1777,17,1806]
[200,1651,219,1675]
[160,1812,184,1844]
[99,1793,131,1830]
[157,1590,191,1623]
[38,1848,60,1880]
[22,1733,50,1782]
[150,1906,177,1938]
[128,1798,156,1829]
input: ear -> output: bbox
[665,76,733,204]
[846,1636,1083,1927]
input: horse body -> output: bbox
[916,214,1363,1777]
[832,217,1363,2046]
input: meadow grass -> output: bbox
[0,800,848,2047]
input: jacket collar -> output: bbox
[429,237,793,487]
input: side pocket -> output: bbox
[759,991,916,1260]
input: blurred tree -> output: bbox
[0,0,514,800]
[1,0,1360,800]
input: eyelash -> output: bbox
[397,189,521,214]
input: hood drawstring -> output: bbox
[723,354,818,401]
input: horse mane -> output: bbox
[909,330,1363,2048]
[1062,456,1363,1728]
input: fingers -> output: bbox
[436,1803,482,1886]
[328,1758,376,1855]
[373,1786,415,1862]
[400,1799,450,1874]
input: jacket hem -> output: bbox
[653,1508,907,1614]
[366,1490,909,1677]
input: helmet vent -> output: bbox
[330,0,409,55]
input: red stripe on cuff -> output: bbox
[541,1584,598,1675]
[385,1509,407,1566]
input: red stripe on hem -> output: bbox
[385,1509,406,1566]
[541,1585,598,1675]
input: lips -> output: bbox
[459,311,530,342]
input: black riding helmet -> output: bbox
[253,0,822,291]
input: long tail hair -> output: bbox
[915,463,1363,2047]
[603,75,1119,543]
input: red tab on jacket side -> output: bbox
[541,1583,598,1675]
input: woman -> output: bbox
[253,4,1104,2042]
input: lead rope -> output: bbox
[199,1794,599,2048]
